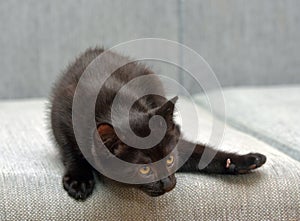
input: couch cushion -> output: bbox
[194,85,300,161]
[0,99,299,220]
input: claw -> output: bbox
[226,158,231,168]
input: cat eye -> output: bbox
[139,166,151,175]
[166,155,174,166]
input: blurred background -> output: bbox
[0,0,300,99]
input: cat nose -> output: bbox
[160,177,176,192]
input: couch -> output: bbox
[0,90,299,220]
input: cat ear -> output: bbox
[97,123,116,141]
[97,123,127,156]
[156,96,178,120]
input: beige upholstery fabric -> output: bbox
[194,85,300,161]
[0,99,299,220]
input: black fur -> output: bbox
[49,47,266,200]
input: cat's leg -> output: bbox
[177,140,266,174]
[51,103,96,200]
[52,119,95,200]
[61,143,95,200]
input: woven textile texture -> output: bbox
[0,99,299,220]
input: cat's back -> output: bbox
[51,47,158,103]
[51,47,104,101]
[50,47,164,124]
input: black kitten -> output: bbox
[49,47,266,200]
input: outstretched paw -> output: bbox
[226,153,267,174]
[63,174,95,200]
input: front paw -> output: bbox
[63,174,95,200]
[226,153,267,174]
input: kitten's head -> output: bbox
[97,97,180,197]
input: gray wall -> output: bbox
[182,0,300,90]
[0,0,300,99]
